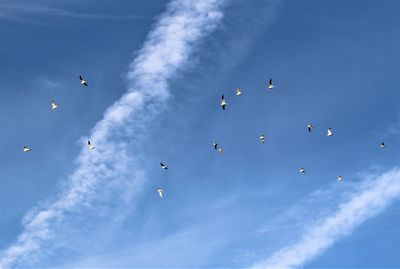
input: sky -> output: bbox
[0,0,399,268]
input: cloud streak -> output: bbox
[0,0,227,268]
[0,3,146,21]
[251,168,400,269]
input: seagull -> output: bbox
[160,162,168,169]
[380,142,385,148]
[307,124,314,133]
[23,146,32,152]
[337,176,343,182]
[236,87,242,96]
[221,95,227,110]
[268,79,274,90]
[218,147,224,154]
[213,143,218,150]
[327,128,334,137]
[157,188,163,199]
[260,134,265,144]
[299,167,306,173]
[79,75,88,86]
[51,100,58,110]
[87,140,95,150]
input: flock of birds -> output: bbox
[155,79,388,197]
[23,75,90,153]
[21,76,388,199]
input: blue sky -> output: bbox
[0,0,399,268]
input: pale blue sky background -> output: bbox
[0,0,399,268]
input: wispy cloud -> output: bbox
[379,117,400,141]
[0,0,227,268]
[33,77,62,89]
[63,221,232,268]
[0,3,146,21]
[250,168,400,269]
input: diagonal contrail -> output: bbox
[250,168,400,269]
[0,0,227,268]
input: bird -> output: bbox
[218,147,224,154]
[79,75,88,86]
[380,142,385,148]
[307,124,314,133]
[87,140,95,150]
[160,162,168,169]
[337,176,343,182]
[157,188,163,198]
[213,143,218,150]
[299,167,306,173]
[23,146,32,152]
[236,87,242,96]
[221,95,227,110]
[51,100,58,110]
[268,79,274,90]
[327,128,334,137]
[260,134,265,144]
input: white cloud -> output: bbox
[0,0,226,268]
[250,168,400,269]
[0,3,146,21]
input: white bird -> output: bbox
[260,134,265,144]
[23,146,32,152]
[213,142,218,150]
[79,75,88,86]
[380,142,385,148]
[157,188,163,198]
[327,128,334,137]
[307,124,314,133]
[236,87,242,96]
[87,140,95,150]
[51,100,58,110]
[299,167,306,173]
[218,147,224,154]
[268,79,274,90]
[337,176,343,182]
[160,162,168,169]
[221,95,227,110]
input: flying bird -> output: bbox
[221,95,227,110]
[299,167,306,173]
[79,75,88,86]
[160,162,168,169]
[260,134,265,144]
[87,140,95,150]
[337,176,343,182]
[51,100,58,110]
[307,124,314,133]
[380,142,385,148]
[218,147,224,154]
[157,188,163,198]
[327,128,334,137]
[213,143,218,150]
[268,79,274,90]
[236,87,242,96]
[23,146,32,152]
